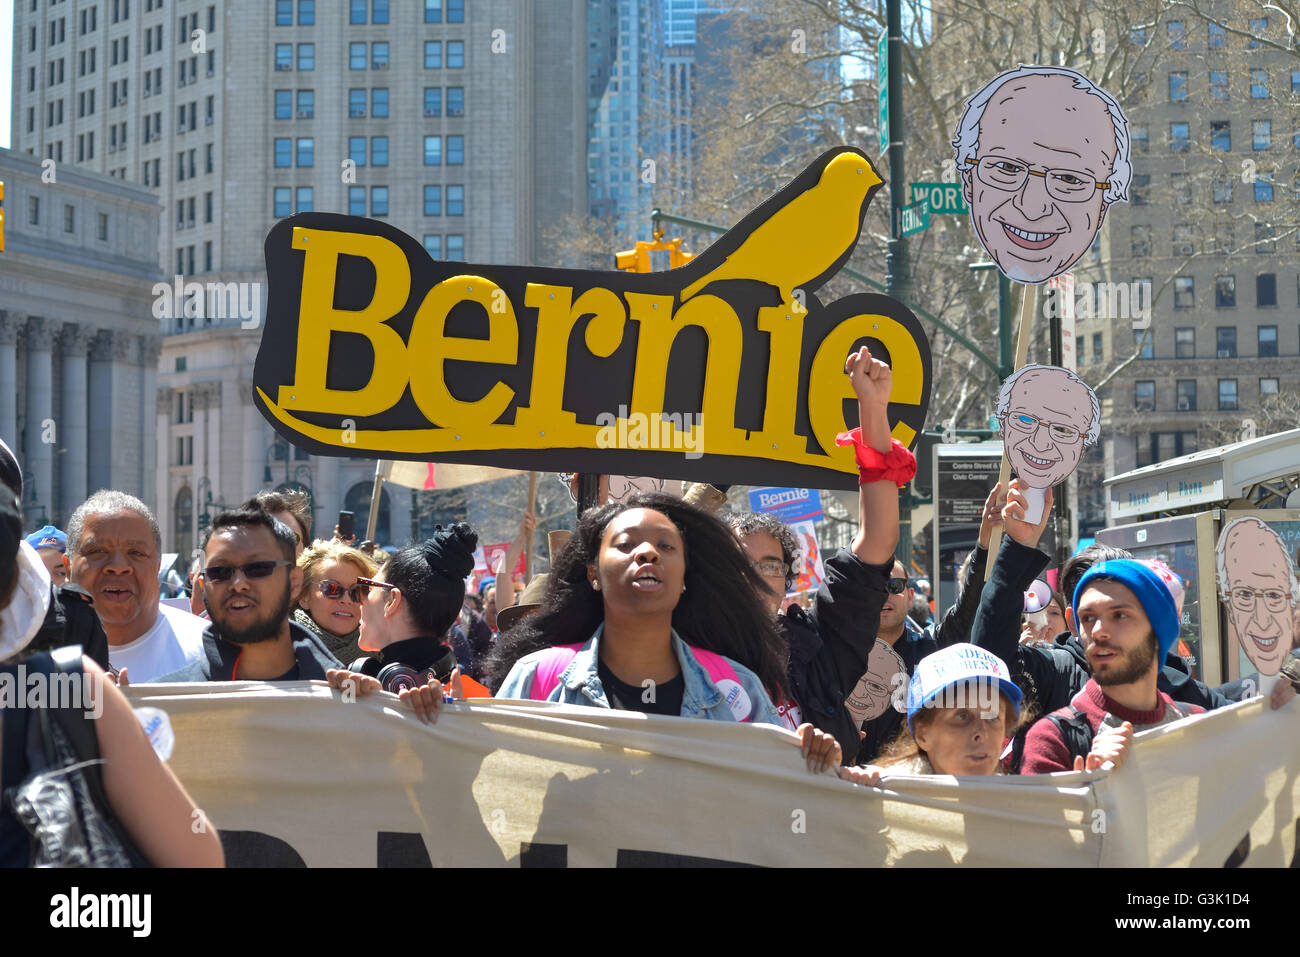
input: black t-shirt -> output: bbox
[273,662,301,682]
[597,659,684,716]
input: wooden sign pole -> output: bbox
[983,284,1037,581]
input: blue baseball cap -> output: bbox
[906,644,1022,732]
[1073,559,1180,665]
[25,525,66,553]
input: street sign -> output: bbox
[877,33,889,151]
[909,182,968,215]
[901,200,929,237]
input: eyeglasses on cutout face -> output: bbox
[1002,411,1084,444]
[968,155,1110,202]
[316,579,368,603]
[204,560,294,584]
[1228,587,1291,614]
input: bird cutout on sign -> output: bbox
[679,150,883,305]
[1214,517,1299,695]
[952,65,1131,284]
[995,364,1099,523]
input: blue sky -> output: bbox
[1,0,12,149]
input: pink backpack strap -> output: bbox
[529,643,585,701]
[686,646,752,722]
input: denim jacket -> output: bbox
[496,625,783,725]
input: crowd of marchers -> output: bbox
[1,345,1296,867]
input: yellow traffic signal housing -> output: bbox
[614,236,693,273]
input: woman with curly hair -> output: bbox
[294,540,377,666]
[484,491,799,729]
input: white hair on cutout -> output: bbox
[951,64,1132,206]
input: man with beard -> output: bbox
[1020,559,1205,773]
[152,506,342,682]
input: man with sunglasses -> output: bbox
[152,506,343,682]
[952,65,1131,284]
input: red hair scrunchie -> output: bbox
[835,429,918,488]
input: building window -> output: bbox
[447,41,465,68]
[1253,120,1271,150]
[425,41,441,69]
[350,0,366,25]
[298,44,314,70]
[1216,326,1237,357]
[297,137,314,167]
[1130,225,1151,257]
[371,42,388,69]
[1209,71,1228,100]
[1167,20,1185,48]
[1172,224,1196,257]
[1261,377,1279,397]
[1218,379,1238,410]
[1216,279,1237,310]
[1259,326,1279,356]
[1211,121,1230,151]
[1256,222,1276,253]
[97,212,109,241]
[446,234,465,260]
[447,136,464,165]
[424,186,441,216]
[348,186,365,216]
[275,44,292,70]
[424,87,441,117]
[1250,17,1267,47]
[373,0,389,24]
[63,204,75,233]
[1175,327,1195,358]
[1134,329,1153,360]
[1255,173,1274,202]
[446,184,464,215]
[426,0,442,23]
[349,88,366,118]
[296,187,313,213]
[1170,172,1191,205]
[1174,276,1194,308]
[1251,70,1269,98]
[299,0,315,25]
[274,137,291,167]
[1168,72,1188,101]
[1209,22,1226,48]
[1176,380,1197,411]
[371,136,388,166]
[447,87,464,116]
[423,234,442,258]
[1212,178,1233,203]
[1169,122,1190,152]
[1135,381,1156,411]
[448,0,464,21]
[349,137,366,166]
[297,90,314,118]
[1132,126,1148,152]
[370,186,388,217]
[1091,332,1103,362]
[276,0,293,26]
[424,135,441,165]
[372,88,388,117]
[274,187,291,218]
[350,42,366,70]
[1257,273,1277,307]
[1132,173,1150,205]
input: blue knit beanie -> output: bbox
[1073,559,1180,664]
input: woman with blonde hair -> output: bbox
[295,540,377,665]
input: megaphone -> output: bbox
[1024,579,1052,629]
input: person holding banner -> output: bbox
[486,493,790,725]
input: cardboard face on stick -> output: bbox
[953,65,1130,284]
[1215,517,1298,680]
[995,364,1098,522]
[253,148,933,491]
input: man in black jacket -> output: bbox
[153,506,342,682]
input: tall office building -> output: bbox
[9,0,586,554]
[1066,8,1300,534]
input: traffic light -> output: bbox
[614,244,650,272]
[910,431,942,501]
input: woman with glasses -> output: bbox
[294,540,377,665]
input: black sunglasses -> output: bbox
[204,560,294,584]
[887,577,910,594]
